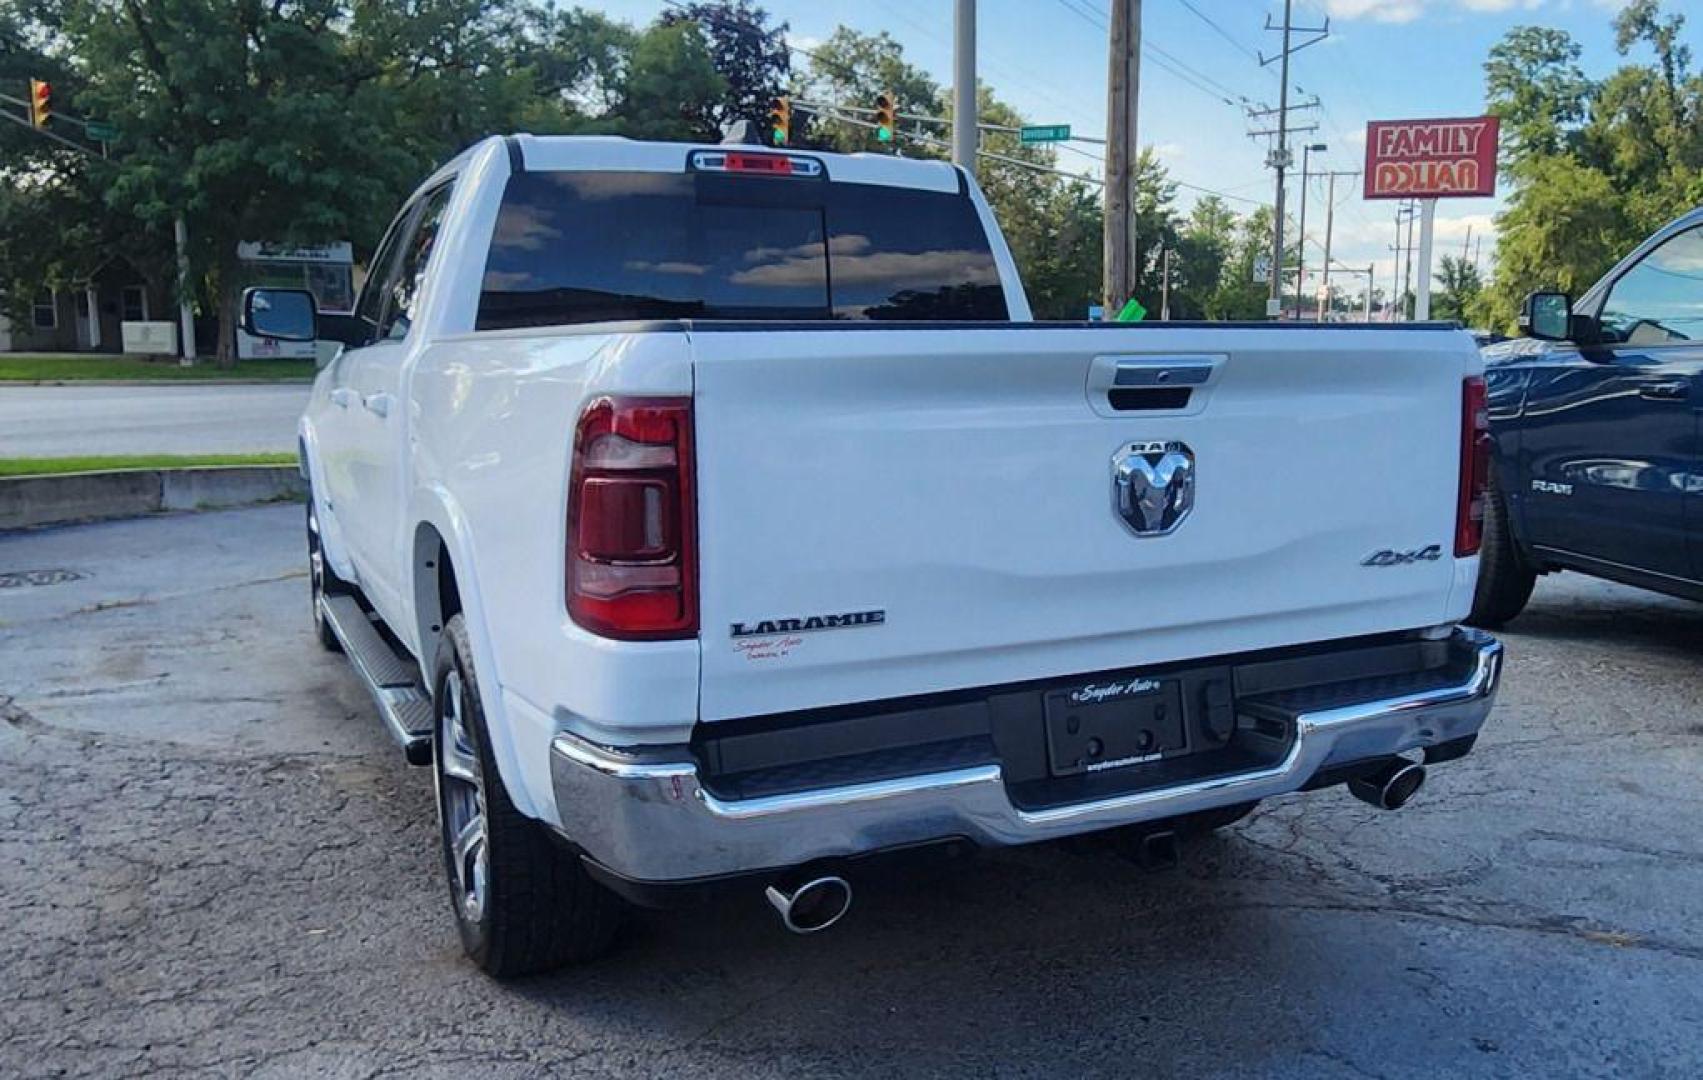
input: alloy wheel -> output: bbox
[437,669,489,924]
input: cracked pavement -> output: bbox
[3,504,1701,1078]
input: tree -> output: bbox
[1433,255,1483,324]
[800,27,944,153]
[1207,206,1280,321]
[1485,27,1592,167]
[1480,2,1702,331]
[603,21,725,142]
[1170,195,1237,319]
[661,0,789,139]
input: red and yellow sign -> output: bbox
[1363,116,1499,200]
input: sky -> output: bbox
[591,0,1647,306]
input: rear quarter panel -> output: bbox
[406,329,698,819]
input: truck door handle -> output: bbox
[1639,381,1690,402]
[362,392,393,418]
[330,387,356,409]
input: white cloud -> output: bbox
[1317,0,1563,21]
[1317,0,1424,23]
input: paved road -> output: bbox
[3,505,1702,1078]
[0,384,310,456]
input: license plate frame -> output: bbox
[1043,675,1189,777]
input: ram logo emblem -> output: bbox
[1112,440,1195,537]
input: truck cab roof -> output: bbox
[436,134,968,194]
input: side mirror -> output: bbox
[1519,290,1573,342]
[242,287,317,343]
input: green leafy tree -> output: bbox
[1433,255,1484,324]
[800,27,943,153]
[661,0,790,139]
[1169,195,1236,319]
[1207,206,1279,321]
[1481,1,1702,331]
[604,20,725,142]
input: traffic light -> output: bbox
[28,79,52,129]
[768,96,791,146]
[874,92,896,144]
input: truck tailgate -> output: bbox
[691,324,1475,722]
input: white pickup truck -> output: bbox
[245,134,1503,978]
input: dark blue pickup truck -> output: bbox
[1472,207,1703,625]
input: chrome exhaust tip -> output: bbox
[1348,759,1427,811]
[764,875,853,934]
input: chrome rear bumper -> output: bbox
[549,627,1502,883]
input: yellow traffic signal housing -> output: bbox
[29,79,52,129]
[874,92,896,143]
[768,96,792,146]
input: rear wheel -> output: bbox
[306,497,345,653]
[433,614,626,978]
[1467,475,1536,628]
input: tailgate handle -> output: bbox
[1107,360,1211,411]
[1113,361,1213,388]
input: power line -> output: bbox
[801,95,1270,207]
[1173,0,1262,62]
[1050,0,1252,110]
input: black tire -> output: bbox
[433,613,626,978]
[1178,800,1258,835]
[1467,475,1536,628]
[306,496,346,653]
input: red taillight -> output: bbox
[567,396,697,640]
[1456,376,1491,557]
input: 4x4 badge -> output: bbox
[1362,545,1442,567]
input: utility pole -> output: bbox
[1293,142,1325,318]
[1103,0,1141,315]
[1253,1,1328,320]
[1314,169,1358,322]
[1159,247,1175,320]
[1390,204,1404,322]
[1462,223,1472,261]
[1365,265,1375,322]
[953,0,977,178]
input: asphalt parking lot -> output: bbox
[3,504,1702,1078]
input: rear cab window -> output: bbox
[475,164,1007,331]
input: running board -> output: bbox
[319,594,434,766]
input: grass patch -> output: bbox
[0,354,316,382]
[0,453,297,477]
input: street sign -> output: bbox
[1266,297,1283,318]
[85,121,118,142]
[1364,116,1499,199]
[1252,254,1271,284]
[1019,124,1071,144]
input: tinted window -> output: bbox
[355,210,411,337]
[383,183,454,341]
[477,169,1005,330]
[1599,226,1703,346]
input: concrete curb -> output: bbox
[0,466,306,532]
